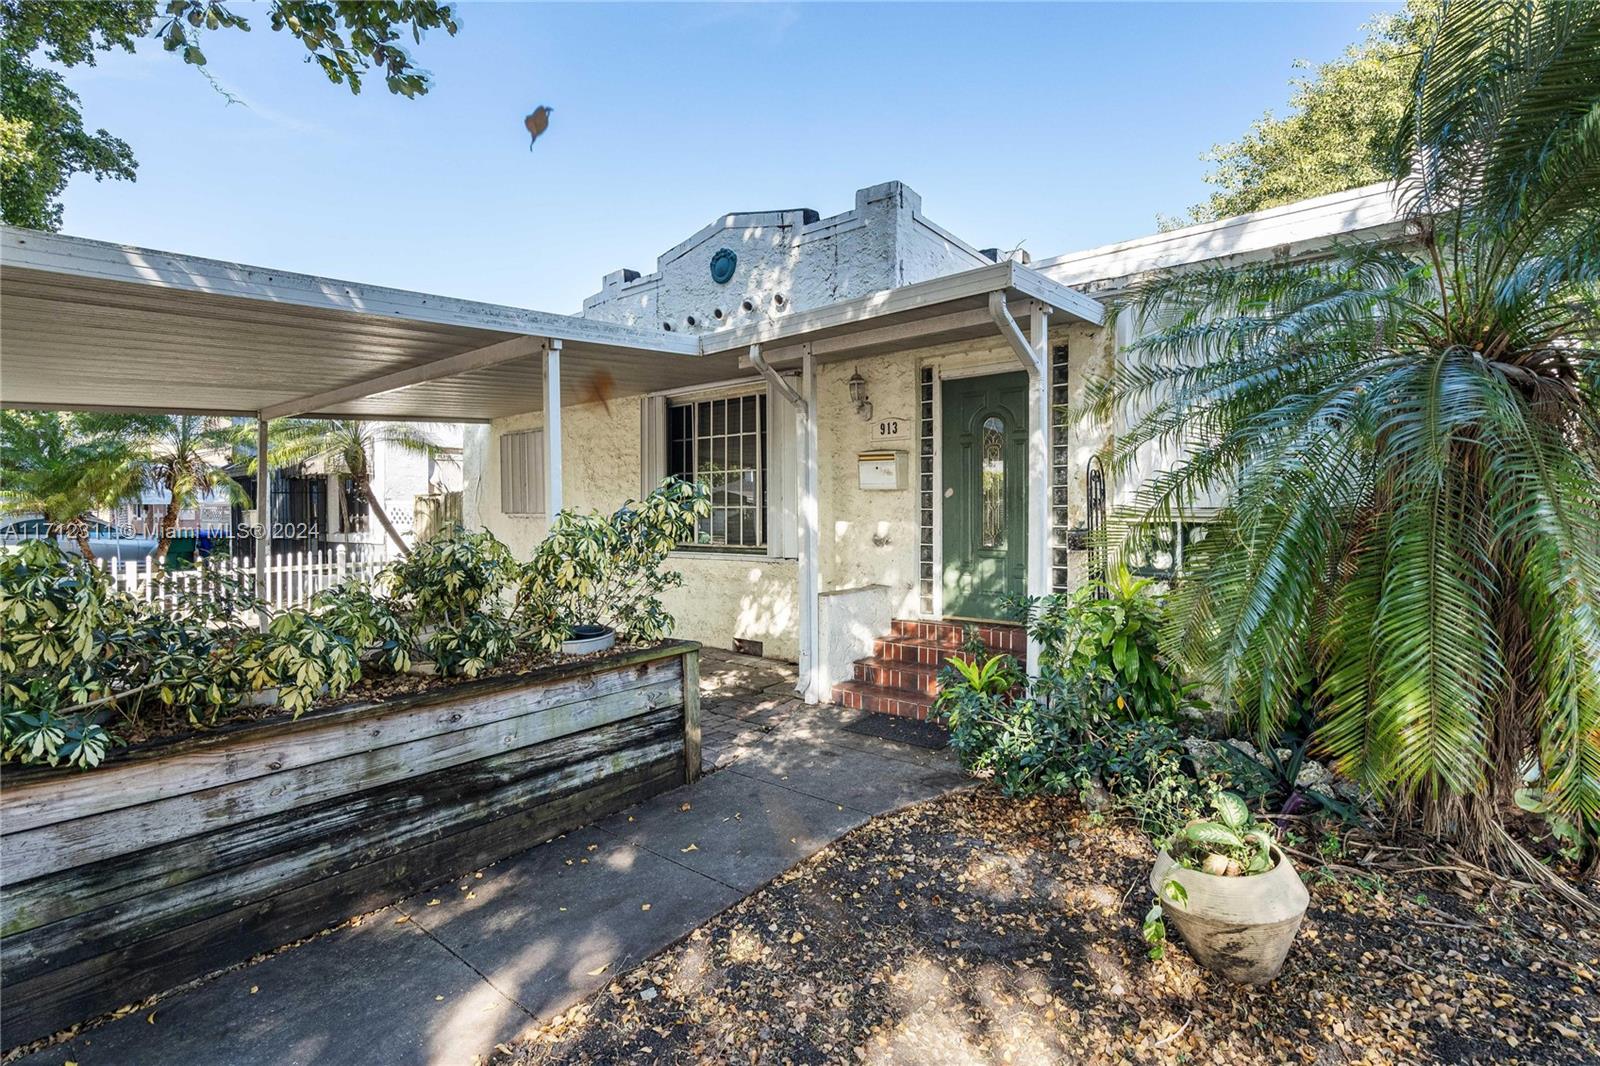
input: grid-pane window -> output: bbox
[667,392,766,549]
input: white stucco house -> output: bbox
[0,179,1404,718]
[454,180,1404,715]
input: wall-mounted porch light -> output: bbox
[848,368,873,421]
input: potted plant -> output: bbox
[1144,791,1308,984]
[516,479,709,656]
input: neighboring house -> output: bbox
[229,425,464,557]
[461,180,1407,713]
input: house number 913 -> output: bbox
[874,418,906,441]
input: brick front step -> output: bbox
[871,636,985,668]
[851,656,940,697]
[831,680,936,721]
[888,618,1026,655]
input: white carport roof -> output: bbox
[0,227,1102,422]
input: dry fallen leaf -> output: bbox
[426,899,441,907]
[681,843,699,853]
[641,903,652,911]
[587,963,610,977]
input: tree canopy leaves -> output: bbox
[0,0,459,230]
[1180,2,1434,226]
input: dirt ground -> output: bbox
[498,790,1599,1066]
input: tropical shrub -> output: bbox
[2,541,125,767]
[383,525,518,675]
[1086,2,1600,877]
[1024,564,1191,720]
[516,478,709,651]
[386,525,517,621]
[237,610,361,716]
[313,580,412,673]
[426,612,518,679]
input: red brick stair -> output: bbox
[831,618,1026,721]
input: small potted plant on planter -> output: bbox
[1144,791,1308,984]
[516,479,710,656]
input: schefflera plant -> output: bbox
[516,478,710,652]
[237,610,361,716]
[384,527,519,678]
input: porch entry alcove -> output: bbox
[0,642,703,1046]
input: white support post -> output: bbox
[1027,306,1052,676]
[747,343,821,703]
[543,339,563,519]
[255,416,270,608]
[798,348,821,703]
[988,292,1051,676]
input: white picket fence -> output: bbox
[95,546,385,611]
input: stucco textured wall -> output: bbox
[467,393,802,661]
[582,182,991,337]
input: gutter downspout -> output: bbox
[749,344,821,703]
[988,292,1051,676]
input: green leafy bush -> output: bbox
[1024,564,1191,720]
[383,526,518,675]
[516,478,709,651]
[426,612,518,679]
[313,580,412,673]
[238,610,361,715]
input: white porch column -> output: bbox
[987,292,1052,675]
[798,348,821,702]
[543,339,563,518]
[747,343,821,703]
[255,415,270,606]
[1026,307,1052,675]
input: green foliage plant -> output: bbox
[312,579,412,674]
[382,526,518,677]
[1089,1,1600,880]
[237,609,360,715]
[516,478,710,652]
[0,541,121,767]
[1024,564,1191,720]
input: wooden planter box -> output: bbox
[0,641,702,1048]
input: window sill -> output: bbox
[669,548,793,564]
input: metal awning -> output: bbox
[1,227,1102,422]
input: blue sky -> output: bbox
[55,1,1396,313]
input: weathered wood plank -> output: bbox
[1,651,683,834]
[1,753,685,1047]
[1,707,683,944]
[4,670,682,881]
[682,648,702,783]
[3,724,684,978]
[0,704,681,953]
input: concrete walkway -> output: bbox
[23,651,964,1066]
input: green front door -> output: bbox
[941,371,1028,620]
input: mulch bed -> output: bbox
[499,790,1599,1065]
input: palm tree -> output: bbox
[0,411,144,559]
[85,415,247,567]
[260,420,440,556]
[1088,1,1599,885]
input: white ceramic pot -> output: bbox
[560,624,616,656]
[1150,846,1309,984]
